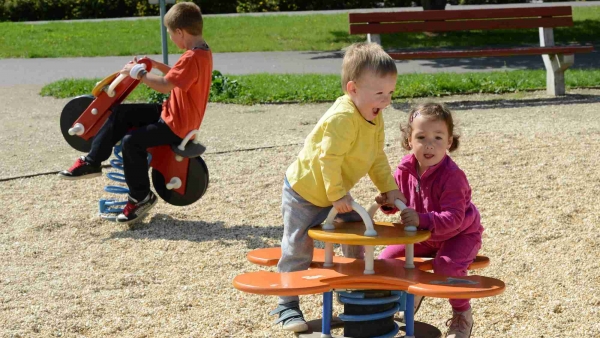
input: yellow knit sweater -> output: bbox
[286,95,397,207]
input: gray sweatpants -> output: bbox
[277,178,364,304]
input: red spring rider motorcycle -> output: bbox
[59,58,209,220]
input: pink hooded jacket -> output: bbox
[384,154,483,242]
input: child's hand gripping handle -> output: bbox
[367,199,417,232]
[394,199,417,232]
[107,58,153,98]
[322,201,377,237]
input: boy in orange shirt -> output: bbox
[58,2,212,224]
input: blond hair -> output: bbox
[341,42,397,92]
[401,102,460,152]
[164,2,203,36]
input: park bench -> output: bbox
[349,6,594,96]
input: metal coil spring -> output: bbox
[336,290,405,338]
[98,142,129,222]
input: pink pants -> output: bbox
[379,232,482,313]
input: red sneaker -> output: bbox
[116,192,158,224]
[57,156,101,180]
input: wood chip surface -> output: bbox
[1,86,599,337]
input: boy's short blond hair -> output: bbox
[164,2,203,36]
[341,42,397,92]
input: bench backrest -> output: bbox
[349,6,574,35]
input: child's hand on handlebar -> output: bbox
[137,55,155,66]
[120,56,140,75]
[120,56,148,76]
[377,189,407,206]
[332,195,353,214]
[400,208,419,227]
[374,193,386,206]
[120,62,135,76]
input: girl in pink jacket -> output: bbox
[377,102,482,338]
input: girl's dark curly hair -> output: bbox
[400,102,460,152]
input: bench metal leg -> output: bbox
[542,54,574,96]
[367,33,381,45]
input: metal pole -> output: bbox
[159,0,168,65]
[321,292,332,338]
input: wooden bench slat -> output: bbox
[349,6,572,24]
[388,46,594,59]
[350,17,573,35]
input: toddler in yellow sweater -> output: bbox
[270,42,406,332]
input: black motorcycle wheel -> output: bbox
[60,95,95,152]
[152,156,209,206]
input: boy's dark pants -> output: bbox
[86,103,182,201]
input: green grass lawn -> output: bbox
[41,69,600,105]
[1,7,599,58]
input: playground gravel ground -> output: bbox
[1,85,599,337]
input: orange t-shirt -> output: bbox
[162,48,213,139]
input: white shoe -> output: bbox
[445,307,473,338]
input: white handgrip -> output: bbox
[368,199,417,232]
[106,73,128,98]
[323,201,376,237]
[166,177,182,190]
[178,129,202,151]
[68,123,85,136]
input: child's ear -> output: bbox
[447,136,453,149]
[346,81,357,95]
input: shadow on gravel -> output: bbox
[392,93,600,111]
[105,212,365,250]
[106,213,283,249]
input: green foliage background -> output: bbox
[0,0,583,22]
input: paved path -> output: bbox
[2,50,598,86]
[1,1,598,86]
